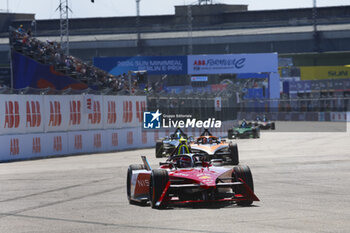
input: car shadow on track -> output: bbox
[152,203,260,210]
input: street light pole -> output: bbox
[312,0,320,52]
[136,0,141,55]
[59,0,69,55]
[312,0,317,34]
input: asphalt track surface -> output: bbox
[1,121,350,233]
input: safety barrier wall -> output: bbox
[0,120,234,162]
[237,112,350,122]
[0,94,147,135]
[0,92,234,162]
[0,94,146,162]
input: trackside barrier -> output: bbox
[0,94,236,162]
[330,112,348,122]
[0,120,235,163]
[238,112,350,122]
[0,94,147,135]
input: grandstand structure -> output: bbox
[1,4,350,104]
[1,5,350,64]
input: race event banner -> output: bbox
[188,53,278,75]
[93,56,188,75]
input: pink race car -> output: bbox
[127,155,259,209]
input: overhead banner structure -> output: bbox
[93,53,278,76]
[93,56,188,75]
[188,53,278,75]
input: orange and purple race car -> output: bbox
[127,155,259,209]
[190,129,239,165]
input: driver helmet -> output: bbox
[177,137,189,154]
[263,115,267,121]
[179,137,187,144]
[241,119,247,127]
[202,137,208,144]
[179,156,192,168]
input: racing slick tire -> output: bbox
[229,144,239,165]
[227,129,234,139]
[127,164,146,204]
[253,128,260,138]
[271,122,276,130]
[155,141,164,158]
[233,165,254,206]
[149,169,169,209]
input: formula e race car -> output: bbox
[190,129,239,165]
[127,155,259,209]
[249,115,276,130]
[227,120,260,139]
[155,128,188,158]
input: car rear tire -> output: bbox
[127,164,146,204]
[155,141,163,158]
[229,144,239,165]
[253,128,260,138]
[149,169,169,209]
[233,165,254,206]
[271,122,276,130]
[227,129,233,139]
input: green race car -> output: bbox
[227,121,260,139]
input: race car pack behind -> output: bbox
[155,128,188,158]
[190,129,239,165]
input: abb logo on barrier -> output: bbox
[94,133,102,148]
[32,137,41,154]
[49,101,62,127]
[53,136,62,152]
[123,101,133,123]
[136,101,146,122]
[26,101,41,128]
[10,138,19,155]
[112,133,118,147]
[4,101,20,128]
[74,135,82,150]
[127,131,133,145]
[69,100,81,125]
[142,132,147,144]
[154,131,159,141]
[107,101,117,124]
[88,101,101,125]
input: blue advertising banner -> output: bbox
[236,73,269,79]
[188,53,278,75]
[12,51,88,90]
[93,56,187,75]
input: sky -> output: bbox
[0,0,350,19]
